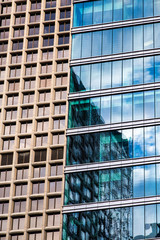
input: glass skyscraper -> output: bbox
[63,0,160,239]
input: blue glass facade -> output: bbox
[65,163,160,204]
[67,126,160,165]
[63,204,160,239]
[63,0,160,239]
[72,23,160,59]
[69,90,160,128]
[73,0,160,27]
[70,55,160,92]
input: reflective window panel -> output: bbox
[67,125,160,165]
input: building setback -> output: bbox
[0,0,71,239]
[63,0,160,240]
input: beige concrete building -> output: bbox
[0,0,71,238]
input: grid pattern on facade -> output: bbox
[0,0,71,239]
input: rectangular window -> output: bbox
[37,105,50,116]
[15,15,25,25]
[45,11,55,21]
[30,13,41,23]
[22,107,33,118]
[23,93,34,104]
[16,3,26,12]
[34,149,47,162]
[28,38,38,49]
[36,135,48,146]
[40,77,51,88]
[18,151,30,164]
[19,137,31,149]
[29,26,39,36]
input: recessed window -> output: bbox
[13,28,24,38]
[52,133,65,144]
[43,36,54,46]
[0,202,9,214]
[57,48,69,58]
[28,38,38,49]
[55,89,67,100]
[30,216,42,228]
[19,137,31,149]
[15,184,27,196]
[46,231,60,240]
[53,118,65,130]
[51,147,64,160]
[42,50,53,60]
[0,218,7,231]
[8,81,19,91]
[39,91,50,102]
[58,34,69,45]
[0,42,8,52]
[0,29,9,39]
[0,16,10,26]
[5,109,17,120]
[29,26,39,36]
[15,15,25,25]
[36,135,48,146]
[20,122,32,133]
[16,3,26,12]
[3,139,14,150]
[1,154,13,166]
[24,79,35,89]
[30,13,41,23]
[41,63,52,74]
[59,22,70,32]
[45,11,55,21]
[37,105,50,116]
[50,164,63,176]
[47,213,60,226]
[7,95,18,106]
[10,67,21,78]
[40,77,51,88]
[18,151,30,164]
[25,65,37,75]
[0,169,12,181]
[12,217,25,230]
[49,180,62,193]
[37,120,49,132]
[54,104,66,115]
[48,196,61,209]
[0,55,6,65]
[56,62,68,72]
[46,0,56,8]
[60,9,70,19]
[44,24,55,34]
[32,182,44,194]
[61,0,71,6]
[16,168,28,180]
[28,233,41,240]
[23,93,34,104]
[0,186,10,198]
[26,52,38,62]
[4,124,16,135]
[1,5,11,14]
[12,40,23,51]
[13,200,26,213]
[22,107,33,118]
[31,1,41,10]
[31,198,43,211]
[33,166,46,178]
[34,149,47,162]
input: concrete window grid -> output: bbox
[0,0,71,238]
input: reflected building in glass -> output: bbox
[63,0,160,239]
